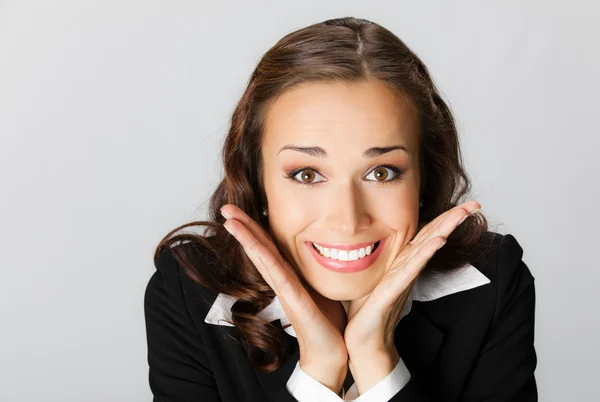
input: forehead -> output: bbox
[262,79,419,153]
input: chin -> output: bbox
[309,281,376,302]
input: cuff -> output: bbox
[343,357,411,401]
[286,360,343,402]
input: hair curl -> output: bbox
[154,16,497,373]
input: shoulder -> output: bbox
[472,231,535,288]
[415,231,536,353]
[470,231,536,322]
[420,231,536,325]
[145,241,221,321]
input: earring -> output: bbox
[419,200,423,209]
[262,206,268,216]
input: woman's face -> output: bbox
[260,79,421,301]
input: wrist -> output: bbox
[299,359,348,395]
[348,348,400,395]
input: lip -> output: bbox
[310,240,379,250]
[306,238,387,273]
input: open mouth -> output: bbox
[311,240,381,259]
[308,237,386,273]
[312,240,380,252]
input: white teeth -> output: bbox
[312,242,378,261]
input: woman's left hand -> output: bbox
[343,200,481,360]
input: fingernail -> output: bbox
[223,221,235,236]
[220,207,232,220]
[458,214,468,226]
[436,240,447,251]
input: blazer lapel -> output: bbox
[394,263,491,375]
[395,300,444,376]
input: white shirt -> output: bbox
[204,263,491,401]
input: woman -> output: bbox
[144,16,537,401]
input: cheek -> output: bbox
[373,192,419,226]
[372,192,420,254]
[269,188,314,230]
[267,199,313,263]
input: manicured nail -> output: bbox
[458,214,468,226]
[220,207,232,220]
[436,240,447,251]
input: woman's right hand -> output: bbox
[220,204,349,394]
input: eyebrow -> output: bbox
[277,144,409,158]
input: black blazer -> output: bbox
[144,232,537,401]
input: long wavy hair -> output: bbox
[154,16,494,373]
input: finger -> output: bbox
[223,218,312,315]
[409,200,480,247]
[243,233,328,332]
[410,200,479,245]
[224,218,282,286]
[221,204,285,266]
[379,237,446,308]
[408,209,453,246]
[402,205,471,264]
[253,243,314,315]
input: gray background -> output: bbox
[1,1,598,401]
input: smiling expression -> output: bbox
[260,79,422,301]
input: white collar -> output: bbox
[204,263,490,338]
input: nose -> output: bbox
[323,180,372,237]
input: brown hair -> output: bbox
[154,16,495,373]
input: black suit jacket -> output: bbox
[144,232,537,401]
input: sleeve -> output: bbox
[286,361,345,402]
[343,357,411,401]
[387,234,539,401]
[285,356,411,402]
[144,247,221,401]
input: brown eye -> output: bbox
[292,168,324,184]
[372,166,389,181]
[365,165,403,184]
[299,169,315,183]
